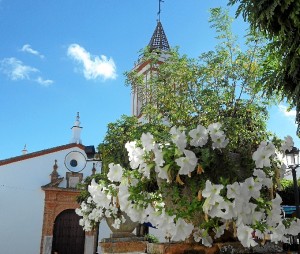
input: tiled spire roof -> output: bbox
[148,21,170,51]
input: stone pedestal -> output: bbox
[99,237,147,254]
[147,241,285,254]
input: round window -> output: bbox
[70,159,78,167]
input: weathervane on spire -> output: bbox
[157,0,164,21]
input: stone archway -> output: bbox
[40,187,96,254]
[52,209,85,254]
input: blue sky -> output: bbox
[0,0,298,159]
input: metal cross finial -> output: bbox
[158,0,164,21]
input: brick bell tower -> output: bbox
[131,19,170,119]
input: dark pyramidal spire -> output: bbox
[148,21,170,52]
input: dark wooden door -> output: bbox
[52,209,85,254]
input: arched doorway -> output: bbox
[52,209,85,254]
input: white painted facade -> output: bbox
[0,113,163,254]
[0,146,94,253]
[0,114,114,254]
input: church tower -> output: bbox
[131,20,170,118]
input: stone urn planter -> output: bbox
[105,210,139,238]
[101,211,146,253]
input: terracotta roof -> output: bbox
[0,143,85,166]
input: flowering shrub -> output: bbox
[76,176,127,231]
[76,123,300,248]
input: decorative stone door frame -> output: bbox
[40,187,96,254]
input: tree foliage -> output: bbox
[278,178,300,205]
[126,8,277,153]
[80,8,283,203]
[228,0,300,134]
[99,115,168,174]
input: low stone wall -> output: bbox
[99,238,295,254]
[100,237,147,254]
[147,241,284,254]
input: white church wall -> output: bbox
[0,146,100,254]
[97,219,111,253]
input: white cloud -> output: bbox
[20,44,44,59]
[35,76,53,86]
[0,57,38,80]
[67,44,117,80]
[279,104,296,118]
[0,57,53,86]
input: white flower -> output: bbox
[252,141,275,168]
[207,122,222,134]
[240,177,262,200]
[270,222,288,243]
[226,182,241,199]
[75,208,83,216]
[125,141,145,169]
[207,123,229,149]
[193,229,202,242]
[170,126,187,152]
[109,204,118,216]
[209,199,235,220]
[253,169,272,188]
[286,219,300,236]
[210,132,229,149]
[153,144,169,180]
[138,163,152,179]
[189,124,208,147]
[79,217,93,231]
[88,183,110,209]
[155,165,169,181]
[236,224,257,247]
[112,218,121,229]
[87,196,93,204]
[171,218,194,241]
[272,194,283,208]
[266,194,283,227]
[281,135,294,152]
[202,234,213,247]
[141,132,155,151]
[88,179,101,197]
[202,180,224,214]
[107,163,124,182]
[118,183,131,211]
[202,180,223,199]
[175,149,198,175]
[153,144,165,167]
[125,141,137,158]
[193,229,213,247]
[88,208,103,222]
[79,202,92,213]
[105,210,112,218]
[254,230,265,240]
[125,205,146,223]
[213,223,226,239]
[130,149,145,169]
[152,210,175,234]
[235,201,257,226]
